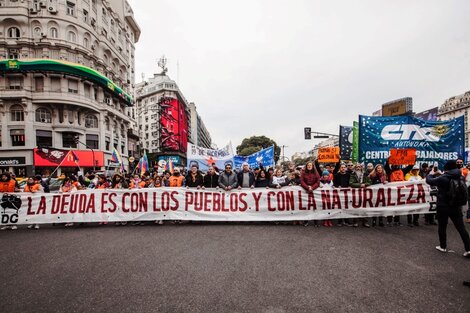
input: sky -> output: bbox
[128,0,470,159]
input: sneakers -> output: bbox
[27,224,34,229]
[1,225,11,230]
[34,224,39,230]
[64,223,74,227]
[353,223,359,227]
[11,225,17,230]
[436,246,448,253]
[463,251,470,257]
[363,222,370,228]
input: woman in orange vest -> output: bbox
[385,159,414,226]
[168,169,184,187]
[0,173,20,231]
[24,176,43,230]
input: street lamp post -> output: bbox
[74,136,96,172]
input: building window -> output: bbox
[8,76,23,90]
[33,27,42,38]
[35,76,44,92]
[50,77,61,92]
[83,37,89,48]
[36,130,53,148]
[50,27,58,39]
[35,108,52,123]
[10,105,24,121]
[85,115,98,128]
[68,80,78,93]
[8,49,19,59]
[83,9,88,23]
[105,118,110,131]
[10,129,25,146]
[86,134,99,150]
[121,145,125,154]
[66,2,75,16]
[105,137,110,150]
[84,83,91,98]
[7,27,20,39]
[67,31,77,43]
[63,132,78,148]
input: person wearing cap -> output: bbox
[185,165,204,188]
[349,163,371,227]
[404,164,423,227]
[365,163,374,176]
[237,162,255,189]
[169,168,184,187]
[218,164,238,191]
[426,160,470,257]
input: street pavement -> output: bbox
[0,221,469,313]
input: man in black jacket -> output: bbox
[185,165,204,188]
[203,166,219,188]
[237,162,255,189]
[426,160,470,257]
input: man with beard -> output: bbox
[169,168,184,187]
[203,166,219,188]
[349,163,372,227]
[185,165,204,188]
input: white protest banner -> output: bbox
[0,181,435,225]
[186,142,234,171]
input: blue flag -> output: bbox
[234,146,275,169]
[359,115,464,169]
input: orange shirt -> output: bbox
[24,183,41,193]
[389,170,405,182]
[461,168,468,178]
[138,181,147,188]
[169,175,184,187]
[0,180,16,192]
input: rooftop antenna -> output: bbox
[157,55,168,75]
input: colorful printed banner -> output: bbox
[234,146,275,169]
[318,147,340,163]
[389,148,417,166]
[0,182,434,225]
[187,142,234,172]
[352,121,359,162]
[339,126,353,160]
[359,115,464,168]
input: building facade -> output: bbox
[438,91,470,148]
[188,102,212,149]
[0,0,140,176]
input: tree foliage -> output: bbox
[236,135,281,163]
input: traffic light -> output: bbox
[304,127,311,140]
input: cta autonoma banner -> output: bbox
[0,182,434,225]
[359,115,464,168]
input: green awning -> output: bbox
[0,59,132,105]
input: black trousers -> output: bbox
[436,207,470,251]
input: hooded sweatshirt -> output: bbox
[426,168,463,209]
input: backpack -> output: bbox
[446,177,468,206]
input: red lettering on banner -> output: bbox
[396,186,406,205]
[230,193,238,212]
[51,195,60,214]
[277,192,285,211]
[321,190,331,210]
[122,192,130,212]
[340,189,349,209]
[152,192,160,211]
[252,192,262,211]
[140,193,148,212]
[386,188,396,206]
[161,192,171,211]
[204,192,212,211]
[298,191,307,210]
[351,189,362,208]
[27,197,34,215]
[37,196,47,214]
[194,192,203,211]
[331,190,342,209]
[416,184,426,203]
[406,184,416,204]
[108,193,117,212]
[69,194,77,214]
[185,192,194,211]
[239,193,248,212]
[362,189,373,208]
[60,194,70,214]
[375,188,386,207]
[170,191,179,210]
[213,192,221,211]
[86,194,95,213]
[267,191,276,211]
[285,191,295,211]
[221,193,229,212]
[79,194,86,213]
[307,192,316,210]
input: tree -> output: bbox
[236,135,281,163]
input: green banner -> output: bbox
[352,121,359,162]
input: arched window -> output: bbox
[50,27,58,38]
[10,105,24,121]
[85,115,98,128]
[35,108,52,123]
[83,37,89,48]
[33,27,42,38]
[7,27,21,39]
[105,118,110,131]
[67,31,76,43]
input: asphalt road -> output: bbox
[1,221,469,313]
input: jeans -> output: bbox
[437,207,470,251]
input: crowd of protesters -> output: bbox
[1,158,470,233]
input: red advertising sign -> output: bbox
[34,148,104,167]
[160,98,188,153]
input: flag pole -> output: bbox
[49,150,71,178]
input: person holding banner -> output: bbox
[349,163,372,227]
[385,159,414,226]
[369,164,388,227]
[269,169,290,189]
[300,161,320,226]
[203,166,219,188]
[169,169,184,187]
[426,160,470,257]
[405,165,422,227]
[0,172,20,231]
[186,165,204,188]
[255,169,270,188]
[218,164,238,191]
[237,162,255,189]
[333,163,352,226]
[24,176,43,230]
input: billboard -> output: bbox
[359,115,464,168]
[414,107,438,121]
[160,98,188,153]
[381,97,413,117]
